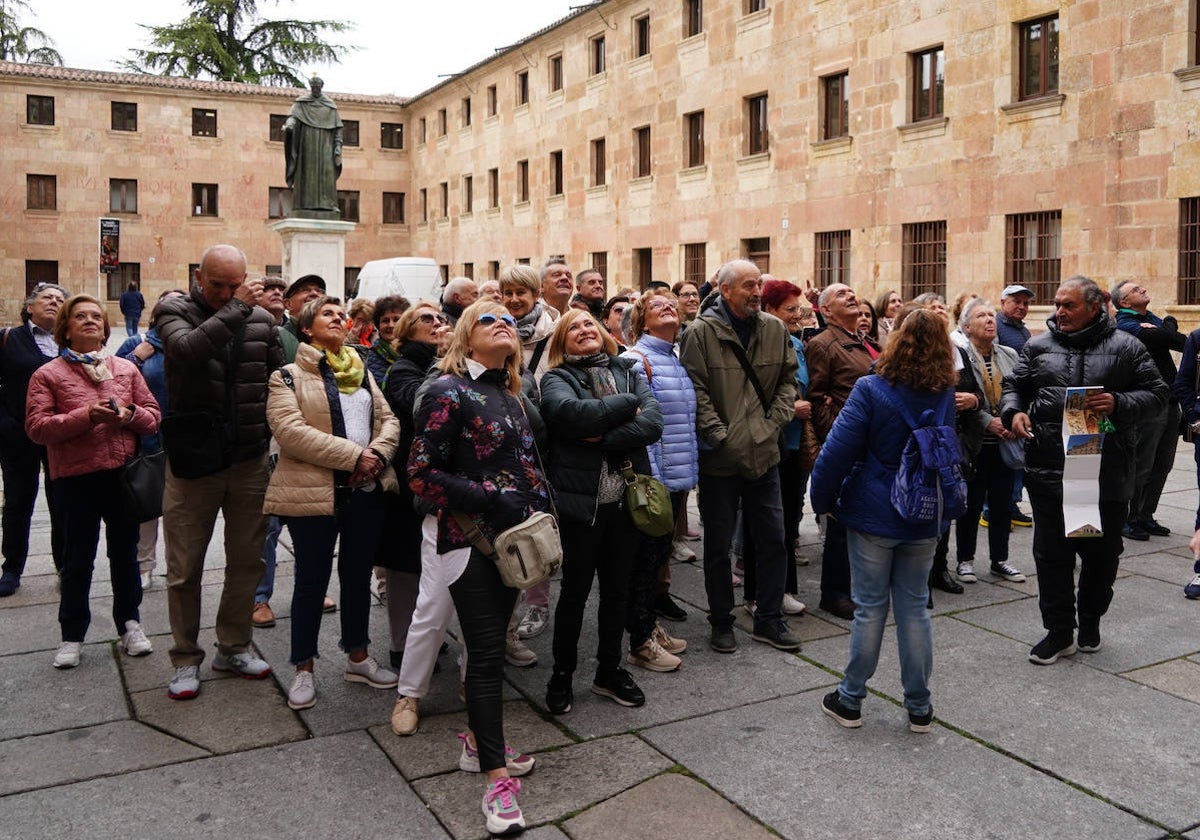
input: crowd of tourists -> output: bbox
[0,248,1194,836]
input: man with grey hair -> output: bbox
[680,259,801,653]
[440,277,478,326]
[1112,279,1184,541]
[156,244,283,699]
[575,268,606,319]
[539,259,574,315]
[1002,276,1167,665]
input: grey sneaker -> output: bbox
[516,605,549,639]
[168,664,201,699]
[344,655,398,689]
[287,670,316,710]
[752,620,801,651]
[212,651,271,679]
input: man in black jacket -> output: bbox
[1001,276,1167,665]
[157,245,283,700]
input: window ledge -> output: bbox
[586,72,608,90]
[189,215,222,222]
[514,199,531,209]
[461,210,473,219]
[812,135,852,157]
[679,164,708,182]
[379,146,406,153]
[20,123,58,132]
[679,32,707,54]
[630,174,654,187]
[737,151,771,171]
[485,115,499,125]
[458,125,473,135]
[107,129,141,139]
[586,184,609,197]
[1001,93,1065,120]
[898,116,948,140]
[515,103,529,115]
[486,206,501,217]
[24,208,59,217]
[737,7,772,34]
[547,194,565,206]
[547,89,565,107]
[1175,65,1200,91]
[629,54,652,75]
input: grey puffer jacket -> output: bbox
[999,312,1167,501]
[157,286,283,465]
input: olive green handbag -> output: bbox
[619,460,675,537]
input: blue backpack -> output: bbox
[877,385,967,525]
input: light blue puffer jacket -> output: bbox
[622,335,699,491]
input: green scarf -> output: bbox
[322,345,365,394]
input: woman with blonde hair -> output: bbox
[811,308,959,733]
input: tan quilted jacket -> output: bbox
[264,342,400,517]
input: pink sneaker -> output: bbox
[482,776,525,835]
[458,732,535,776]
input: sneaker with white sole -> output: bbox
[627,636,682,672]
[505,632,538,667]
[53,641,82,669]
[391,695,419,735]
[670,540,697,563]
[482,776,525,835]
[991,561,1027,583]
[956,562,978,583]
[651,623,687,655]
[344,655,398,689]
[1185,572,1200,600]
[212,651,272,679]
[782,593,807,615]
[457,732,535,776]
[120,620,153,657]
[516,604,549,639]
[287,670,316,710]
[168,664,201,699]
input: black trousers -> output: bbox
[626,491,684,648]
[744,450,807,599]
[0,434,63,576]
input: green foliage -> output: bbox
[0,0,64,65]
[122,0,353,87]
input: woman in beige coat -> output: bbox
[265,296,401,711]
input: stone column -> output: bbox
[270,217,357,299]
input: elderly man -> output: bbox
[157,245,284,699]
[996,284,1034,352]
[478,279,502,304]
[539,259,574,316]
[680,259,801,653]
[1112,280,1184,541]
[805,283,879,620]
[440,277,478,326]
[280,274,326,363]
[575,268,606,319]
[1001,276,1167,665]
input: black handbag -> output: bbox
[121,448,167,522]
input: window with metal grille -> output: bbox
[684,243,706,286]
[1180,198,1200,304]
[1005,211,1061,304]
[463,175,473,213]
[550,151,564,195]
[192,108,217,137]
[27,94,53,125]
[383,192,405,224]
[192,183,218,216]
[634,248,653,288]
[338,190,360,222]
[685,111,704,167]
[1019,15,1059,100]
[746,93,768,155]
[590,252,608,283]
[342,120,359,146]
[743,237,770,273]
[822,72,849,139]
[549,54,563,91]
[912,46,944,121]
[25,261,58,296]
[902,221,947,299]
[269,187,292,219]
[111,101,137,132]
[591,34,606,75]
[815,230,851,286]
[110,179,138,213]
[634,126,651,178]
[517,160,529,202]
[107,263,139,301]
[269,114,287,142]
[592,138,606,186]
[27,174,56,210]
[685,0,703,38]
[634,14,650,57]
[381,122,404,149]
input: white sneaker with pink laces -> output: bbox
[482,776,525,835]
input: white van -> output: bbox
[353,257,443,304]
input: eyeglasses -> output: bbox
[647,300,677,312]
[418,312,450,325]
[478,312,517,327]
[677,291,700,299]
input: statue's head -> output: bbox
[310,76,324,95]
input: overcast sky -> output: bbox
[33,0,577,96]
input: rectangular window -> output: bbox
[382,191,405,224]
[591,34,606,75]
[337,190,360,222]
[591,138,606,186]
[463,175,473,213]
[590,252,608,284]
[109,178,138,213]
[550,150,564,195]
[685,110,705,167]
[266,264,282,277]
[1019,15,1060,100]
[912,46,945,121]
[746,93,769,155]
[634,14,651,57]
[381,122,404,149]
[684,243,706,286]
[634,126,651,178]
[107,263,139,302]
[461,262,474,279]
[747,0,767,12]
[743,237,770,273]
[27,94,54,126]
[420,188,428,223]
[685,0,703,38]
[517,258,532,266]
[549,54,563,91]
[489,167,500,208]
[269,186,293,219]
[902,221,948,299]
[111,101,137,132]
[346,267,360,296]
[1180,198,1200,304]
[191,108,217,137]
[26,174,56,210]
[192,183,218,216]
[437,109,447,137]
[269,114,287,142]
[815,230,851,286]
[516,71,529,106]
[1005,211,1061,304]
[342,119,359,146]
[440,182,449,218]
[462,97,472,127]
[487,84,498,117]
[517,160,529,202]
[440,265,450,283]
[633,248,653,288]
[822,72,849,139]
[418,117,427,144]
[25,260,58,296]
[489,260,501,280]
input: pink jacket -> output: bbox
[25,356,161,479]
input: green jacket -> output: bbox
[280,317,301,364]
[679,298,798,478]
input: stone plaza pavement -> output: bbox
[1,450,1199,839]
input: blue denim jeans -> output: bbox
[838,529,936,716]
[256,515,282,603]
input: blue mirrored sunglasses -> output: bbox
[478,312,517,326]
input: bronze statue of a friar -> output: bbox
[284,76,343,217]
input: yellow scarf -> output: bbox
[322,345,365,394]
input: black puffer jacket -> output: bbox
[999,312,1167,500]
[539,356,664,525]
[157,287,283,465]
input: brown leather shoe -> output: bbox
[818,596,856,621]
[251,601,276,628]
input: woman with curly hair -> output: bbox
[811,308,959,734]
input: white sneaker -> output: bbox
[782,594,807,615]
[287,670,316,710]
[140,571,153,590]
[516,604,549,639]
[120,620,153,656]
[53,641,82,669]
[670,540,697,563]
[344,655,398,689]
[956,562,978,583]
[482,776,525,835]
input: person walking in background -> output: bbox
[118,282,145,337]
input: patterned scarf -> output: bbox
[321,345,365,394]
[565,353,617,396]
[515,302,545,341]
[60,347,113,383]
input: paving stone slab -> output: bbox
[956,573,1200,672]
[119,628,277,694]
[130,673,307,754]
[368,699,573,780]
[563,772,775,840]
[642,691,1159,840]
[1123,658,1200,704]
[0,646,129,740]
[0,599,67,655]
[0,719,208,795]
[522,828,570,840]
[412,734,672,840]
[1119,550,1197,589]
[802,618,1200,832]
[0,731,447,840]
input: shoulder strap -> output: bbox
[453,511,496,557]
[723,339,770,416]
[279,365,296,391]
[528,336,549,374]
[625,349,652,385]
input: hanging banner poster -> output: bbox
[99,218,120,273]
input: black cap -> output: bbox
[284,274,326,299]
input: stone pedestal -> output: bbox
[270,217,356,299]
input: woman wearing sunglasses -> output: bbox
[408,300,551,836]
